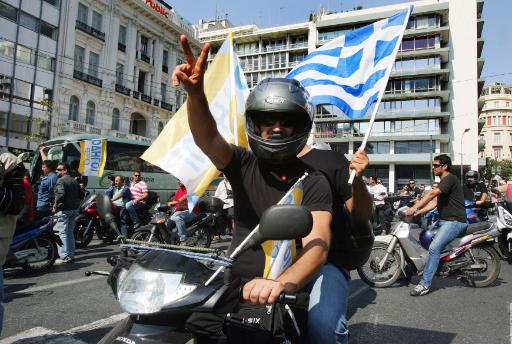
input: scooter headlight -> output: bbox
[499,207,512,226]
[117,264,196,314]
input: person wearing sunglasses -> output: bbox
[53,163,82,265]
[405,154,467,296]
[174,36,333,342]
[125,171,148,229]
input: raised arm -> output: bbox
[172,35,233,169]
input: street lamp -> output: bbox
[460,128,470,186]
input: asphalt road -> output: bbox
[1,237,511,343]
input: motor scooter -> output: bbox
[131,197,228,248]
[88,194,312,343]
[4,217,62,273]
[494,200,512,263]
[358,207,502,288]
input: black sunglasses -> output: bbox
[56,168,64,171]
[432,163,444,168]
[133,174,140,177]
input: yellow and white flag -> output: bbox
[142,34,249,207]
[78,139,107,177]
[262,179,305,279]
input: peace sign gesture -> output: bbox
[172,35,210,95]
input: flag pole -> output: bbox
[347,4,413,185]
[228,32,239,146]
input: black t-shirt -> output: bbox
[438,173,466,223]
[463,182,487,202]
[221,146,332,281]
[408,186,422,198]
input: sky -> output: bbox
[165,0,512,85]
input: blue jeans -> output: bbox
[421,220,468,288]
[55,209,78,259]
[170,210,197,242]
[125,201,144,225]
[307,263,351,344]
[119,208,129,237]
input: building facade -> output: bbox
[52,0,199,143]
[479,83,512,161]
[199,0,484,191]
[0,0,61,153]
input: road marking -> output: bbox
[0,313,126,344]
[65,313,127,334]
[4,275,103,297]
[510,303,512,344]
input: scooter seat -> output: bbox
[14,218,50,237]
[459,221,492,237]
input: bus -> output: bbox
[29,134,180,201]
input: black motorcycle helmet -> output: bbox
[245,78,314,163]
[465,170,479,185]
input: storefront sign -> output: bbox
[142,0,170,18]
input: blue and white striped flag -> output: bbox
[287,5,413,118]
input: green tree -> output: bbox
[481,158,512,183]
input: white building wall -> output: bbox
[447,0,479,170]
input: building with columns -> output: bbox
[52,0,200,142]
[479,83,512,161]
[199,0,484,191]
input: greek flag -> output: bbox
[287,5,413,118]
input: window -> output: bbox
[12,79,32,107]
[32,85,51,110]
[104,142,164,172]
[19,12,39,31]
[91,11,102,31]
[37,52,55,71]
[0,2,17,22]
[77,3,88,24]
[140,35,148,54]
[158,122,164,134]
[88,52,99,77]
[69,96,79,121]
[507,102,510,108]
[0,112,29,135]
[0,39,14,58]
[40,21,57,40]
[16,45,35,65]
[162,49,168,67]
[43,0,60,7]
[74,45,85,72]
[161,83,167,101]
[494,148,502,159]
[493,116,498,125]
[494,132,501,144]
[0,74,12,100]
[111,108,120,130]
[395,141,432,154]
[118,25,126,44]
[86,101,95,125]
[116,63,124,85]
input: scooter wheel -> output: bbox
[22,237,58,273]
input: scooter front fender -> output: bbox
[373,234,407,274]
[99,316,196,344]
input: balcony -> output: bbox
[75,20,105,41]
[115,84,131,96]
[62,121,102,135]
[118,42,126,52]
[138,52,151,64]
[73,70,102,88]
[132,91,140,100]
[141,94,152,104]
[161,101,173,111]
[162,65,168,74]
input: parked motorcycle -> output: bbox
[88,194,312,343]
[74,192,159,248]
[358,207,501,288]
[131,197,227,248]
[4,217,62,273]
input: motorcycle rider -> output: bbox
[367,176,389,234]
[405,154,467,296]
[125,171,148,229]
[166,179,199,245]
[173,35,332,341]
[298,144,372,344]
[462,170,488,220]
[106,175,131,237]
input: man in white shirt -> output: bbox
[214,175,234,236]
[367,176,389,233]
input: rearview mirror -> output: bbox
[96,193,113,219]
[244,205,313,250]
